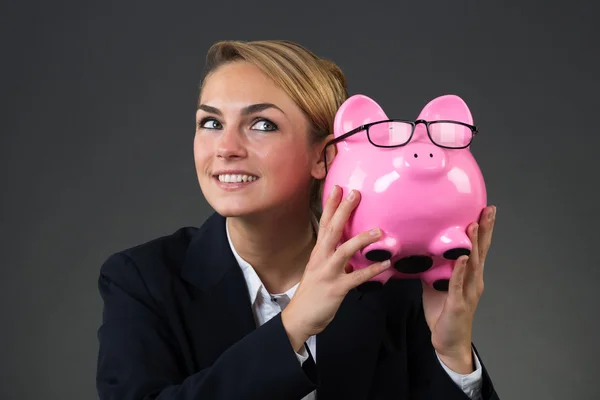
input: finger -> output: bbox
[448,255,468,300]
[331,227,382,270]
[468,222,480,269]
[344,259,391,289]
[477,205,496,262]
[321,189,361,250]
[318,185,342,231]
[465,223,485,297]
[463,222,480,286]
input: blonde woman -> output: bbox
[96,40,499,400]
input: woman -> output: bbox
[96,40,499,400]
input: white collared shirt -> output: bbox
[225,219,483,399]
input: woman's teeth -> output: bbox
[218,174,258,183]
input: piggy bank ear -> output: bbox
[334,94,388,138]
[417,95,473,125]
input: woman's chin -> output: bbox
[205,190,306,219]
[211,201,295,220]
[210,202,264,218]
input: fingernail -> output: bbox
[369,228,381,237]
[488,207,495,221]
[347,190,356,201]
[381,260,391,268]
[473,224,478,236]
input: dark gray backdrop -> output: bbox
[2,0,599,399]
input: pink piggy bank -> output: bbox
[322,94,487,291]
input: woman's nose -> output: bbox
[216,128,247,159]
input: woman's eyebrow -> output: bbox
[197,104,222,115]
[241,103,285,116]
[196,103,285,116]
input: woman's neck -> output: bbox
[226,208,317,294]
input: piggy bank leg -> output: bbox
[361,235,401,263]
[422,263,453,292]
[430,227,472,260]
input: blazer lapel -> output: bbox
[316,283,388,400]
[180,212,257,369]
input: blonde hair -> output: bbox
[198,40,348,218]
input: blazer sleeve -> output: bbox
[96,253,318,400]
[405,296,500,400]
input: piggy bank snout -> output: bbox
[403,143,448,175]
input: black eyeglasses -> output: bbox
[323,119,478,174]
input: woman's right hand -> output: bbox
[281,185,392,352]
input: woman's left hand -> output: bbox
[422,205,497,374]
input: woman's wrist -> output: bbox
[436,345,474,374]
[281,307,310,353]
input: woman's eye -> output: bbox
[251,119,278,132]
[198,118,223,130]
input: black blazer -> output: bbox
[96,212,500,400]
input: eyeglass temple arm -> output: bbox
[324,125,366,148]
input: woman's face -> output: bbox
[194,61,325,218]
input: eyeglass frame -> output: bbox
[322,119,479,174]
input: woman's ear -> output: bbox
[311,134,336,179]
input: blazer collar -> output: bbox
[178,212,257,369]
[181,212,238,294]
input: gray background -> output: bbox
[2,0,599,399]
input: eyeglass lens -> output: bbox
[368,121,472,148]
